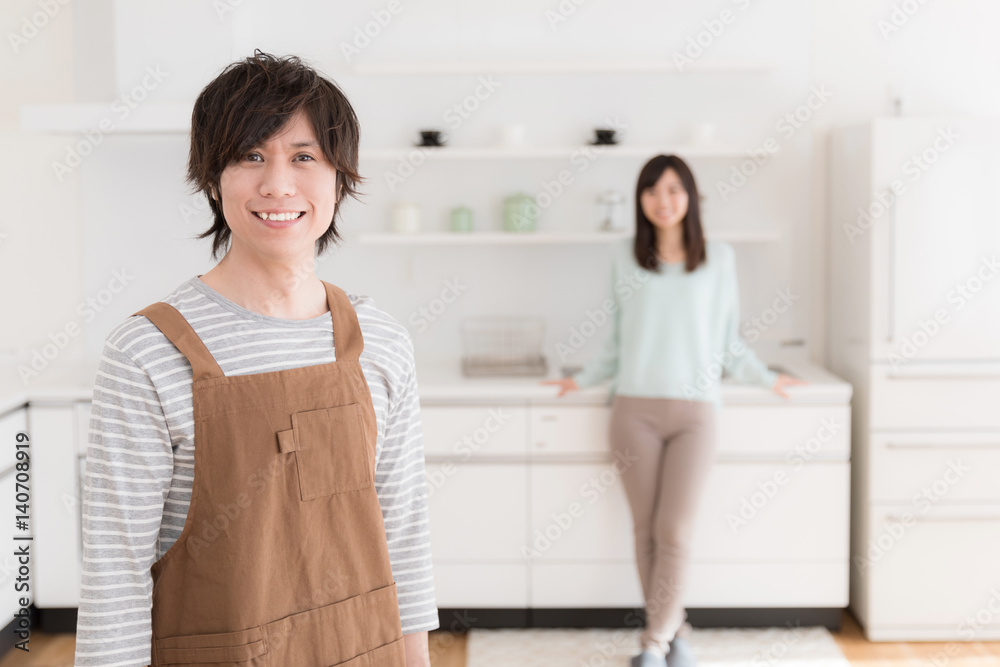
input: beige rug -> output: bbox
[466,625,851,667]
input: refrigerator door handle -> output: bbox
[886,198,896,343]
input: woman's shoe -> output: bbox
[665,637,697,667]
[630,649,668,667]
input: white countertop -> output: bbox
[415,356,852,405]
[0,353,851,415]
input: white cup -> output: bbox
[691,122,717,145]
[391,202,420,233]
[501,124,526,147]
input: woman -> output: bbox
[543,155,804,667]
[74,51,436,667]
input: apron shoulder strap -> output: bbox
[323,281,364,362]
[131,302,225,381]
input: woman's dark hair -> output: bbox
[187,49,363,260]
[633,154,706,273]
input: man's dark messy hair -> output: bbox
[187,49,363,259]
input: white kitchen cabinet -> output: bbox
[717,405,849,458]
[528,462,633,561]
[421,404,528,458]
[28,403,82,608]
[529,405,611,456]
[425,462,528,561]
[422,377,852,612]
[829,118,1000,641]
[869,432,1000,503]
[690,461,849,562]
[868,364,1000,430]
[864,505,1000,640]
[434,563,529,608]
[532,563,643,608]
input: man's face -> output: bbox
[217,108,338,263]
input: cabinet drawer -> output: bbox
[870,365,1000,429]
[531,561,848,608]
[529,461,849,563]
[529,405,610,456]
[425,462,527,560]
[532,562,643,607]
[420,405,527,457]
[870,432,1000,502]
[433,562,528,608]
[692,461,850,561]
[866,505,1000,631]
[718,405,850,458]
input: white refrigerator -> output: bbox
[828,117,1000,640]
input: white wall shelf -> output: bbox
[353,230,780,245]
[20,102,191,134]
[341,60,775,76]
[360,144,746,160]
[20,104,744,160]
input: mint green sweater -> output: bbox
[570,239,778,409]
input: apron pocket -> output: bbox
[286,402,372,500]
[154,625,267,665]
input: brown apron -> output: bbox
[132,280,406,666]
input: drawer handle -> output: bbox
[885,363,1000,379]
[886,442,1000,449]
[884,515,1000,523]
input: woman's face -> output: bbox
[639,167,689,231]
[217,107,337,264]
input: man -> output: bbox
[74,50,437,667]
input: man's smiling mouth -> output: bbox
[253,211,305,221]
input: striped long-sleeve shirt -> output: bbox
[74,276,439,667]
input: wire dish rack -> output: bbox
[460,317,548,377]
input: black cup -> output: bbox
[418,130,446,146]
[591,128,619,145]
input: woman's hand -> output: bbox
[541,377,580,397]
[771,373,808,398]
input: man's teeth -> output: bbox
[254,211,303,221]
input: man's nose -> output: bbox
[259,161,296,197]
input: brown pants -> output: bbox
[610,394,718,653]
